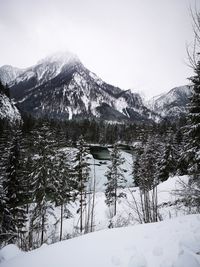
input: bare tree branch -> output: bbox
[187,5,200,68]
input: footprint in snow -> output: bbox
[174,250,200,267]
[153,246,163,257]
[111,256,121,266]
[128,250,147,267]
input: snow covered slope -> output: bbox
[0,52,157,122]
[1,214,200,267]
[0,65,23,85]
[0,92,21,124]
[148,85,191,119]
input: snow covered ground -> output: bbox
[1,214,200,267]
[0,146,197,267]
[28,175,192,244]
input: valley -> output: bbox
[0,41,199,267]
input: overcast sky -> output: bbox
[0,0,199,98]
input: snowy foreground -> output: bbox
[45,175,192,238]
[1,214,200,267]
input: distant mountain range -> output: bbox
[0,51,192,124]
[147,85,191,119]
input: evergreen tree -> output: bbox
[54,148,76,241]
[28,123,57,247]
[133,147,143,187]
[178,60,200,211]
[105,144,126,218]
[136,136,160,223]
[72,136,91,233]
[185,61,200,178]
[157,133,178,182]
[0,128,12,246]
[174,128,187,175]
[1,133,27,245]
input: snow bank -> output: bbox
[1,214,200,267]
[0,244,22,264]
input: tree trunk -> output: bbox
[90,159,96,232]
[29,218,33,249]
[80,191,83,233]
[84,191,89,233]
[114,187,117,216]
[41,214,45,246]
[60,204,63,241]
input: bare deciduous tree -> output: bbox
[187,6,200,68]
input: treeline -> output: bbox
[0,110,187,145]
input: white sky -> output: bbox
[0,0,199,98]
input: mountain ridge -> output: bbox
[0,52,158,123]
[0,52,191,123]
[147,85,191,119]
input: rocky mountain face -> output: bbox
[0,52,191,123]
[0,52,158,123]
[0,90,21,124]
[0,65,24,85]
[147,85,192,119]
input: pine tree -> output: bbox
[133,147,143,187]
[178,61,200,211]
[185,61,200,178]
[0,128,12,246]
[28,123,57,247]
[157,133,178,182]
[1,133,27,245]
[174,128,188,175]
[72,136,91,233]
[105,144,126,218]
[54,148,76,241]
[136,136,160,223]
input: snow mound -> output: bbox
[2,214,200,267]
[0,244,22,263]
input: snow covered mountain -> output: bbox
[1,52,158,122]
[0,91,21,124]
[0,65,24,85]
[0,53,191,122]
[148,85,191,119]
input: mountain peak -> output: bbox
[1,51,189,123]
[2,51,155,123]
[37,51,80,66]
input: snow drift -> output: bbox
[1,214,200,267]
